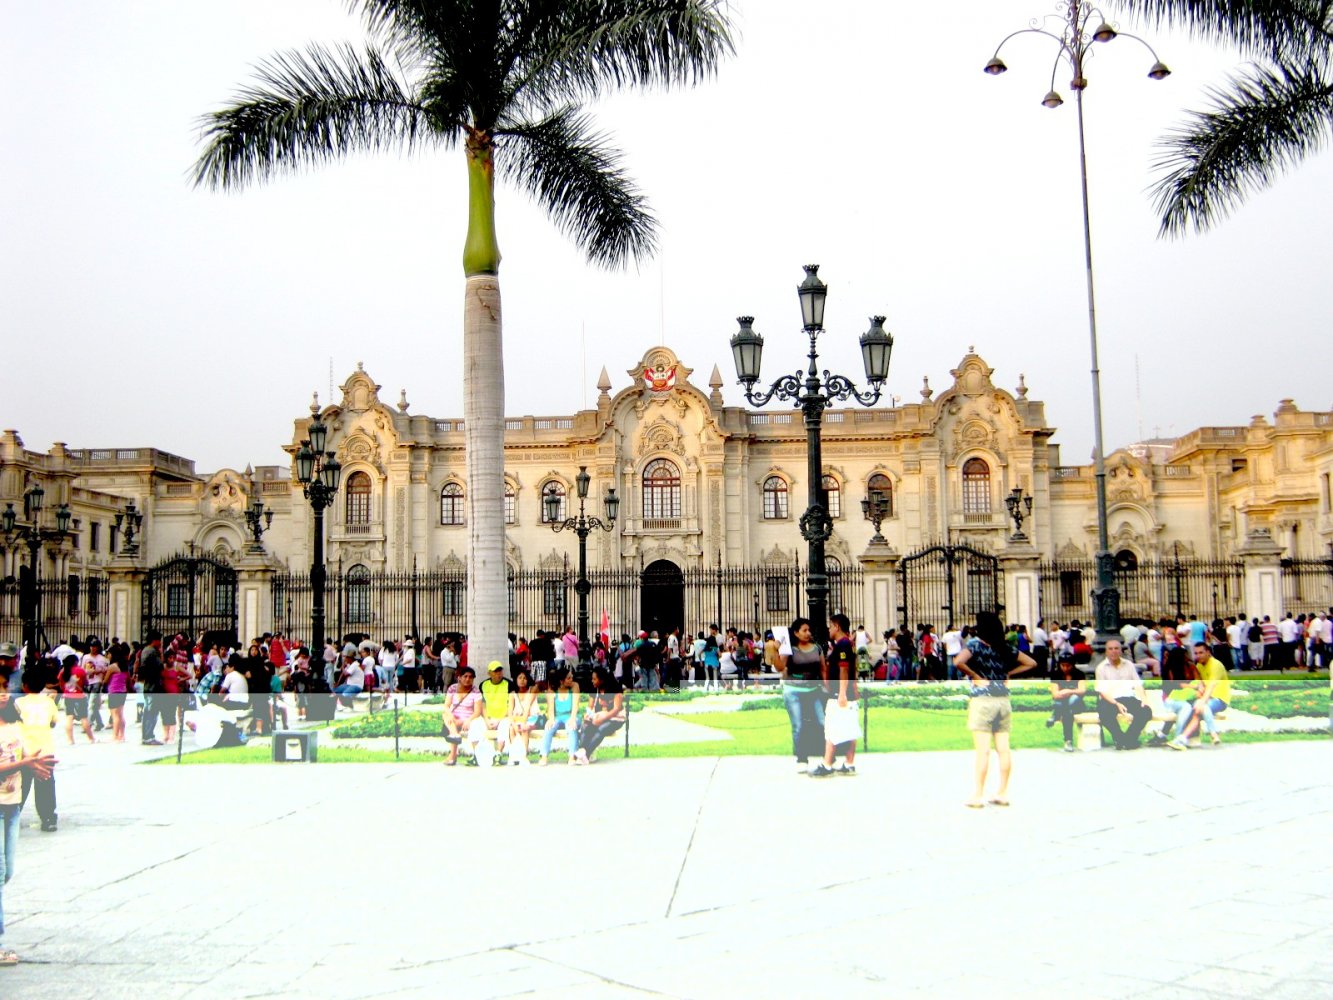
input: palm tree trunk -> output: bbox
[463,129,508,673]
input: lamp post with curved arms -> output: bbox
[295,401,342,655]
[730,265,895,647]
[984,1,1168,650]
[3,484,72,672]
[545,467,619,666]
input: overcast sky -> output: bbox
[4,1,1330,474]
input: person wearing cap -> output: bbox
[0,644,19,696]
[469,661,514,764]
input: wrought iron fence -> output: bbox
[1038,557,1244,624]
[1279,558,1333,616]
[0,570,111,648]
[269,562,864,644]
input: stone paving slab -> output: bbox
[0,739,1329,998]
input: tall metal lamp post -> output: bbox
[545,467,618,665]
[730,264,895,646]
[3,484,72,671]
[984,1,1169,649]
[295,410,342,652]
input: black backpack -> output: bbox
[1247,623,1262,643]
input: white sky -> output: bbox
[3,1,1330,474]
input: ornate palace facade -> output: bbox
[3,346,1329,644]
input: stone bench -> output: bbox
[1073,703,1227,752]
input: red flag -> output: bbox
[600,609,610,647]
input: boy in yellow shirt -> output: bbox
[15,674,58,832]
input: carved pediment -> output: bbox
[639,416,686,457]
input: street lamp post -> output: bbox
[113,501,144,556]
[295,405,342,656]
[3,484,72,672]
[1005,486,1034,541]
[545,467,618,666]
[861,489,891,545]
[244,495,275,554]
[730,264,895,646]
[984,1,1168,650]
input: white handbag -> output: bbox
[825,699,862,744]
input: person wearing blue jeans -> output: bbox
[137,631,166,745]
[539,667,582,765]
[780,618,827,773]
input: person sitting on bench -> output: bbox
[1094,639,1151,750]
[332,653,364,708]
[581,667,626,762]
[1168,642,1230,750]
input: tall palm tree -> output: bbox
[193,1,734,671]
[1113,1,1332,236]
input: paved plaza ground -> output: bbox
[2,737,1331,999]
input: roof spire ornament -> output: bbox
[1016,373,1028,399]
[920,375,933,401]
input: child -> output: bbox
[1,685,59,965]
[16,673,59,832]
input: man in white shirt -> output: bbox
[1119,622,1141,654]
[334,656,365,708]
[81,640,110,731]
[942,626,963,681]
[1225,617,1243,670]
[1278,613,1300,670]
[1094,639,1151,750]
[219,660,250,709]
[1031,621,1050,674]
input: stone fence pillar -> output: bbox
[234,555,276,645]
[105,559,146,643]
[858,542,900,640]
[1000,542,1041,630]
[1237,528,1283,623]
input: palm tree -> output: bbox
[1113,1,1332,236]
[193,1,734,671]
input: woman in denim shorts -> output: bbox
[953,612,1037,809]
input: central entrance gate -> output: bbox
[141,552,238,645]
[640,559,684,638]
[898,544,1003,628]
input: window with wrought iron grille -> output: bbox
[827,556,844,613]
[87,576,100,613]
[345,471,372,524]
[642,458,681,519]
[867,473,894,517]
[504,483,516,525]
[441,580,465,616]
[763,476,789,519]
[821,475,841,519]
[347,565,371,624]
[1059,570,1084,608]
[765,575,789,613]
[541,482,566,523]
[439,481,465,525]
[961,458,991,514]
[167,583,188,617]
[214,580,235,615]
[543,579,565,617]
[966,567,995,611]
[67,575,80,615]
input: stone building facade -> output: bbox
[3,346,1329,645]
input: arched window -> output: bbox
[345,471,372,525]
[826,556,845,614]
[541,481,566,523]
[439,482,465,525]
[347,564,371,624]
[763,476,789,519]
[821,475,841,519]
[961,458,991,515]
[504,482,516,525]
[642,459,681,520]
[867,473,894,518]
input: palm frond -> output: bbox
[515,0,736,106]
[193,42,443,191]
[1110,1,1332,62]
[495,105,657,268]
[1150,61,1333,235]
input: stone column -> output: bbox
[858,542,900,640]
[999,540,1042,630]
[234,555,277,644]
[1237,528,1283,622]
[105,558,146,643]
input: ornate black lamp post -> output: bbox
[3,484,72,671]
[984,1,1168,648]
[861,489,891,545]
[545,467,618,665]
[244,495,275,554]
[1005,486,1034,541]
[113,500,144,556]
[731,264,895,646]
[295,411,342,653]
